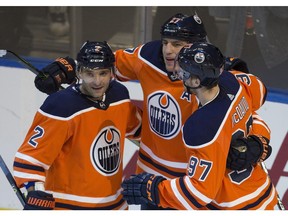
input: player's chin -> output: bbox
[163,59,175,71]
[165,64,175,73]
[92,92,105,99]
[88,88,104,99]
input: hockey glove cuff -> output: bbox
[224,57,250,73]
[34,56,76,95]
[121,172,165,206]
[24,190,55,210]
[227,135,272,170]
[250,135,272,163]
[34,75,58,95]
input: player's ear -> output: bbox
[77,68,83,79]
[191,76,201,87]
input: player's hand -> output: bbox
[227,135,272,170]
[34,56,76,95]
[24,190,55,210]
[224,57,250,73]
[121,172,165,206]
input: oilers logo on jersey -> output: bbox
[148,91,181,139]
[90,126,121,176]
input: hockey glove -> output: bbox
[227,135,272,170]
[224,57,250,73]
[34,56,76,95]
[24,190,55,210]
[121,172,165,206]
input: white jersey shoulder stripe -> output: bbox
[138,45,168,77]
[184,85,243,149]
[38,99,131,121]
[38,107,95,121]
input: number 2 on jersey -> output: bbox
[28,126,44,148]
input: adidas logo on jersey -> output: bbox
[227,94,235,100]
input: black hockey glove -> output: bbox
[224,57,250,73]
[24,190,55,210]
[34,56,76,95]
[121,172,166,206]
[227,135,272,171]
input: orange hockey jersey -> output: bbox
[157,71,278,210]
[115,41,199,179]
[13,81,142,210]
[115,40,269,181]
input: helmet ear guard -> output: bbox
[161,13,207,43]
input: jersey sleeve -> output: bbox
[125,103,142,141]
[250,111,271,140]
[13,110,72,188]
[156,116,231,209]
[231,71,267,111]
[115,45,143,81]
[157,137,228,209]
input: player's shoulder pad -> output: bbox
[219,71,241,96]
[183,98,230,148]
[40,85,93,118]
[183,75,237,148]
[105,80,130,103]
[139,40,166,71]
[230,71,267,108]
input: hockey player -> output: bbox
[121,42,279,210]
[13,41,142,210]
[33,13,272,210]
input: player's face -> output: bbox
[79,67,112,100]
[162,38,189,72]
